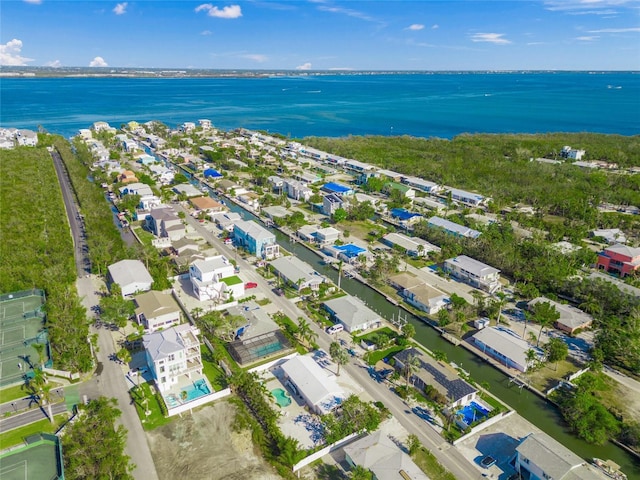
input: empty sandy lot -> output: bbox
[147,400,282,480]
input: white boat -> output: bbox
[592,458,627,480]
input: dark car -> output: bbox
[480,456,497,468]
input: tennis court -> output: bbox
[0,290,50,387]
[0,433,63,480]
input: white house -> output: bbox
[561,146,586,161]
[280,354,345,415]
[323,296,381,333]
[146,206,185,242]
[443,255,501,293]
[270,256,324,291]
[472,327,532,372]
[388,272,449,315]
[15,129,38,147]
[315,227,341,245]
[382,232,440,257]
[189,256,243,302]
[108,259,154,297]
[515,433,608,480]
[323,193,344,216]
[134,290,182,333]
[284,179,313,202]
[142,324,203,393]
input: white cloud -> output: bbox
[432,24,439,29]
[195,4,242,19]
[23,0,42,4]
[113,2,127,15]
[296,62,312,70]
[544,0,632,14]
[201,30,213,35]
[317,4,374,22]
[575,35,599,41]
[242,54,267,62]
[89,56,108,67]
[0,39,34,66]
[45,60,62,67]
[470,33,512,44]
[407,24,424,31]
[589,27,640,33]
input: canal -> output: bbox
[163,152,639,475]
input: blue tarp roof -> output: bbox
[204,168,223,178]
[322,182,352,194]
[390,208,421,221]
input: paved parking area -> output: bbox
[455,412,542,479]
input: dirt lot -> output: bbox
[146,400,282,480]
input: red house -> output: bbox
[596,243,640,277]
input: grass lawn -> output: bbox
[0,417,60,450]
[131,383,173,431]
[256,298,271,306]
[201,347,228,390]
[364,345,406,366]
[132,226,155,246]
[354,326,398,343]
[411,446,456,480]
[527,357,583,393]
[0,384,29,403]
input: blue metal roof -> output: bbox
[390,208,421,221]
[322,182,352,194]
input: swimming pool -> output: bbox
[457,401,491,426]
[164,379,212,408]
[271,388,291,407]
[250,341,283,358]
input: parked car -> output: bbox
[326,324,344,335]
[480,456,496,468]
[245,282,258,289]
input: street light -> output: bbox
[11,402,16,412]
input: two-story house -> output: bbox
[142,324,203,393]
[189,255,242,302]
[596,243,640,278]
[134,290,182,333]
[146,206,185,242]
[233,220,280,259]
[443,255,501,293]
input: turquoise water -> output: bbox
[1,72,638,138]
[165,379,211,408]
[457,401,491,426]
[271,388,291,407]
[251,341,283,357]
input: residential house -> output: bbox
[134,290,182,333]
[382,232,440,257]
[92,121,114,133]
[146,206,185,242]
[401,176,442,194]
[189,255,243,302]
[394,348,478,409]
[591,228,627,244]
[322,182,354,197]
[189,196,225,214]
[107,259,153,297]
[198,119,212,130]
[596,243,640,277]
[147,164,174,185]
[472,327,532,372]
[344,431,429,480]
[270,256,324,291]
[389,208,422,228]
[280,354,345,415]
[117,170,139,184]
[15,129,38,147]
[376,169,403,182]
[233,220,280,259]
[413,196,446,213]
[561,145,586,160]
[445,187,485,207]
[323,296,381,333]
[316,227,341,245]
[388,272,449,315]
[296,171,322,185]
[528,297,593,334]
[237,192,261,211]
[515,433,609,480]
[267,175,284,191]
[142,324,203,393]
[262,206,290,223]
[136,153,155,165]
[297,224,320,242]
[180,122,196,133]
[284,179,313,202]
[173,183,202,198]
[384,182,416,200]
[444,255,500,293]
[323,193,344,216]
[211,211,242,231]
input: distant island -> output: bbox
[1,66,635,79]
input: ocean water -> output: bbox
[1,72,638,139]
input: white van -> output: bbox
[326,324,344,335]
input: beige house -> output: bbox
[134,290,182,333]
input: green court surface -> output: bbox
[0,291,50,388]
[0,434,63,480]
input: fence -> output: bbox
[292,432,363,473]
[44,367,81,381]
[452,410,515,446]
[166,387,232,417]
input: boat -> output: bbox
[592,458,627,480]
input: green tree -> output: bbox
[530,301,561,346]
[545,337,569,370]
[99,287,135,336]
[116,347,132,366]
[330,341,349,376]
[63,397,135,479]
[350,465,373,480]
[296,317,318,347]
[277,436,305,468]
[406,433,421,455]
[24,369,54,423]
[332,207,347,223]
[403,353,421,387]
[401,322,416,341]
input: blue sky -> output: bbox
[1,0,639,70]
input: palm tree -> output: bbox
[329,341,349,376]
[32,343,46,368]
[403,353,421,387]
[296,317,317,347]
[350,465,373,480]
[24,369,54,423]
[525,349,538,371]
[531,301,560,346]
[277,436,305,468]
[492,292,508,324]
[401,322,415,340]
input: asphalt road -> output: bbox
[49,147,159,480]
[179,208,482,480]
[0,402,67,434]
